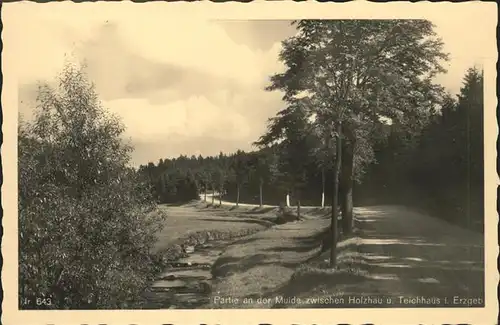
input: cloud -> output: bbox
[72,22,259,104]
[216,20,297,52]
[103,86,283,161]
[11,6,287,166]
[115,19,286,88]
[104,96,252,141]
[8,3,491,166]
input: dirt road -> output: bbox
[345,206,485,306]
[206,205,485,308]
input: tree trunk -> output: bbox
[321,167,325,208]
[204,187,207,202]
[212,187,215,205]
[259,178,263,207]
[236,183,240,207]
[340,137,355,235]
[330,122,342,268]
[286,193,291,207]
[297,199,301,220]
[219,187,222,205]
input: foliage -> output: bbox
[257,103,317,199]
[18,63,167,309]
[270,20,448,120]
[265,19,448,170]
[356,67,484,231]
[231,150,250,185]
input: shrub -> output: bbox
[18,63,167,309]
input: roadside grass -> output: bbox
[205,210,334,308]
[207,230,365,309]
[149,201,289,267]
[292,235,367,280]
[266,235,369,308]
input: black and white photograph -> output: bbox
[2,2,497,324]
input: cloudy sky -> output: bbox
[6,3,492,166]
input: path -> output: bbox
[206,205,484,308]
[346,206,485,305]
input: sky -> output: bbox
[7,4,492,167]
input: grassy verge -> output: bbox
[290,234,365,282]
[258,231,366,309]
[204,211,338,308]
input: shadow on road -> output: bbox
[261,206,485,308]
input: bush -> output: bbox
[18,63,167,309]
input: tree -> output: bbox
[308,114,335,208]
[209,153,230,206]
[249,147,279,207]
[18,63,166,308]
[218,153,230,205]
[158,172,168,202]
[231,150,249,207]
[194,156,210,202]
[196,168,210,202]
[207,163,217,205]
[265,19,448,266]
[256,101,317,214]
[458,67,484,230]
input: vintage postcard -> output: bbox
[1,1,498,324]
